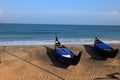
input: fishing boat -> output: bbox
[55,36,82,65]
[94,37,119,58]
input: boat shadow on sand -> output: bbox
[94,72,120,80]
[84,45,107,61]
[44,46,70,69]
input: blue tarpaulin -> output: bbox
[95,42,112,49]
[55,48,75,58]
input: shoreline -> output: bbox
[0,42,120,46]
[0,43,120,80]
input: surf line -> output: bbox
[3,46,65,80]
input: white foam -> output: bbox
[60,38,94,44]
[0,40,54,46]
[0,38,120,46]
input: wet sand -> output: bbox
[0,44,120,80]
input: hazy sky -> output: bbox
[0,0,120,25]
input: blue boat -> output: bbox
[55,36,82,65]
[94,37,119,58]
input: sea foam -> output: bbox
[0,38,120,46]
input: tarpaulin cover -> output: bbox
[55,48,75,58]
[95,42,112,49]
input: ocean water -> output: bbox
[0,23,120,46]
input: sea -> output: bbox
[0,23,120,46]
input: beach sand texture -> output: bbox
[0,44,120,80]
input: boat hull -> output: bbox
[94,37,119,58]
[55,36,82,65]
[94,45,119,58]
[56,51,82,65]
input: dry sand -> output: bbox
[0,44,120,80]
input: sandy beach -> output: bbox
[0,44,120,80]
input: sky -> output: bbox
[0,0,120,25]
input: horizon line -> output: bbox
[0,22,120,26]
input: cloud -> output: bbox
[42,10,120,18]
[0,8,3,16]
[101,10,120,18]
[49,10,95,15]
